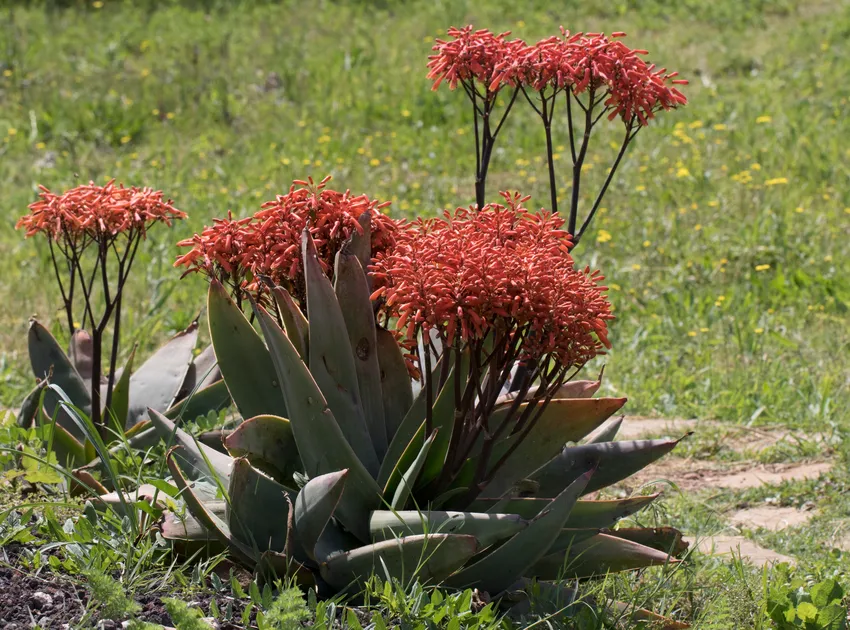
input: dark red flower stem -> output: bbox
[568,88,596,238]
[574,122,640,246]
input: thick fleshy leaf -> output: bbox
[208,280,287,420]
[69,329,94,390]
[495,378,602,407]
[378,354,442,488]
[223,415,302,487]
[17,380,46,428]
[532,532,677,579]
[127,320,199,427]
[531,438,684,497]
[382,421,426,502]
[148,408,233,485]
[348,211,372,288]
[546,528,602,555]
[370,511,526,548]
[28,319,90,437]
[271,286,309,361]
[161,509,225,556]
[167,448,256,567]
[391,430,437,510]
[606,526,688,556]
[303,231,378,475]
[566,495,661,528]
[320,534,478,590]
[334,249,387,458]
[227,458,292,553]
[294,470,348,562]
[445,467,594,594]
[478,397,628,499]
[585,417,623,444]
[375,327,414,445]
[106,346,134,430]
[253,303,382,541]
[43,420,86,468]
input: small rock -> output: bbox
[30,591,53,609]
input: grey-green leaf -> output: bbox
[303,231,378,475]
[445,467,594,594]
[253,302,382,541]
[370,511,526,548]
[127,319,199,427]
[148,408,233,485]
[28,318,90,438]
[334,249,387,458]
[208,279,287,420]
[294,470,348,562]
[227,458,292,553]
[320,534,478,591]
[223,414,302,487]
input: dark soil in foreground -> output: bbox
[0,544,260,629]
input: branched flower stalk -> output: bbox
[17,181,185,433]
[430,27,688,248]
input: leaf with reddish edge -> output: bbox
[606,526,688,556]
[208,279,287,420]
[334,248,387,458]
[69,329,94,390]
[294,470,348,563]
[444,466,594,594]
[127,319,199,428]
[252,302,381,542]
[303,230,379,476]
[495,378,602,407]
[270,286,309,361]
[223,415,302,488]
[530,437,686,497]
[532,532,678,579]
[319,534,478,591]
[477,397,627,499]
[17,380,47,429]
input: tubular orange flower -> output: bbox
[371,192,613,369]
[175,176,398,306]
[427,26,525,93]
[17,180,185,240]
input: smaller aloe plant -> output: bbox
[15,181,229,472]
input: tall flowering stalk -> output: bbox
[17,181,185,431]
[430,27,687,246]
[428,27,526,209]
[370,193,612,501]
[176,176,397,309]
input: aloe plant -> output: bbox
[19,317,229,470]
[147,223,687,601]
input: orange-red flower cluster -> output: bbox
[175,177,397,301]
[429,26,688,125]
[427,26,525,93]
[17,181,185,240]
[370,192,613,367]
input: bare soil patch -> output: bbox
[729,506,814,531]
[687,535,794,567]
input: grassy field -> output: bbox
[1,0,849,627]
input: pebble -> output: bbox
[30,591,53,609]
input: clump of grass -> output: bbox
[86,568,141,620]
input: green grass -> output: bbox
[1,0,847,430]
[1,0,849,627]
